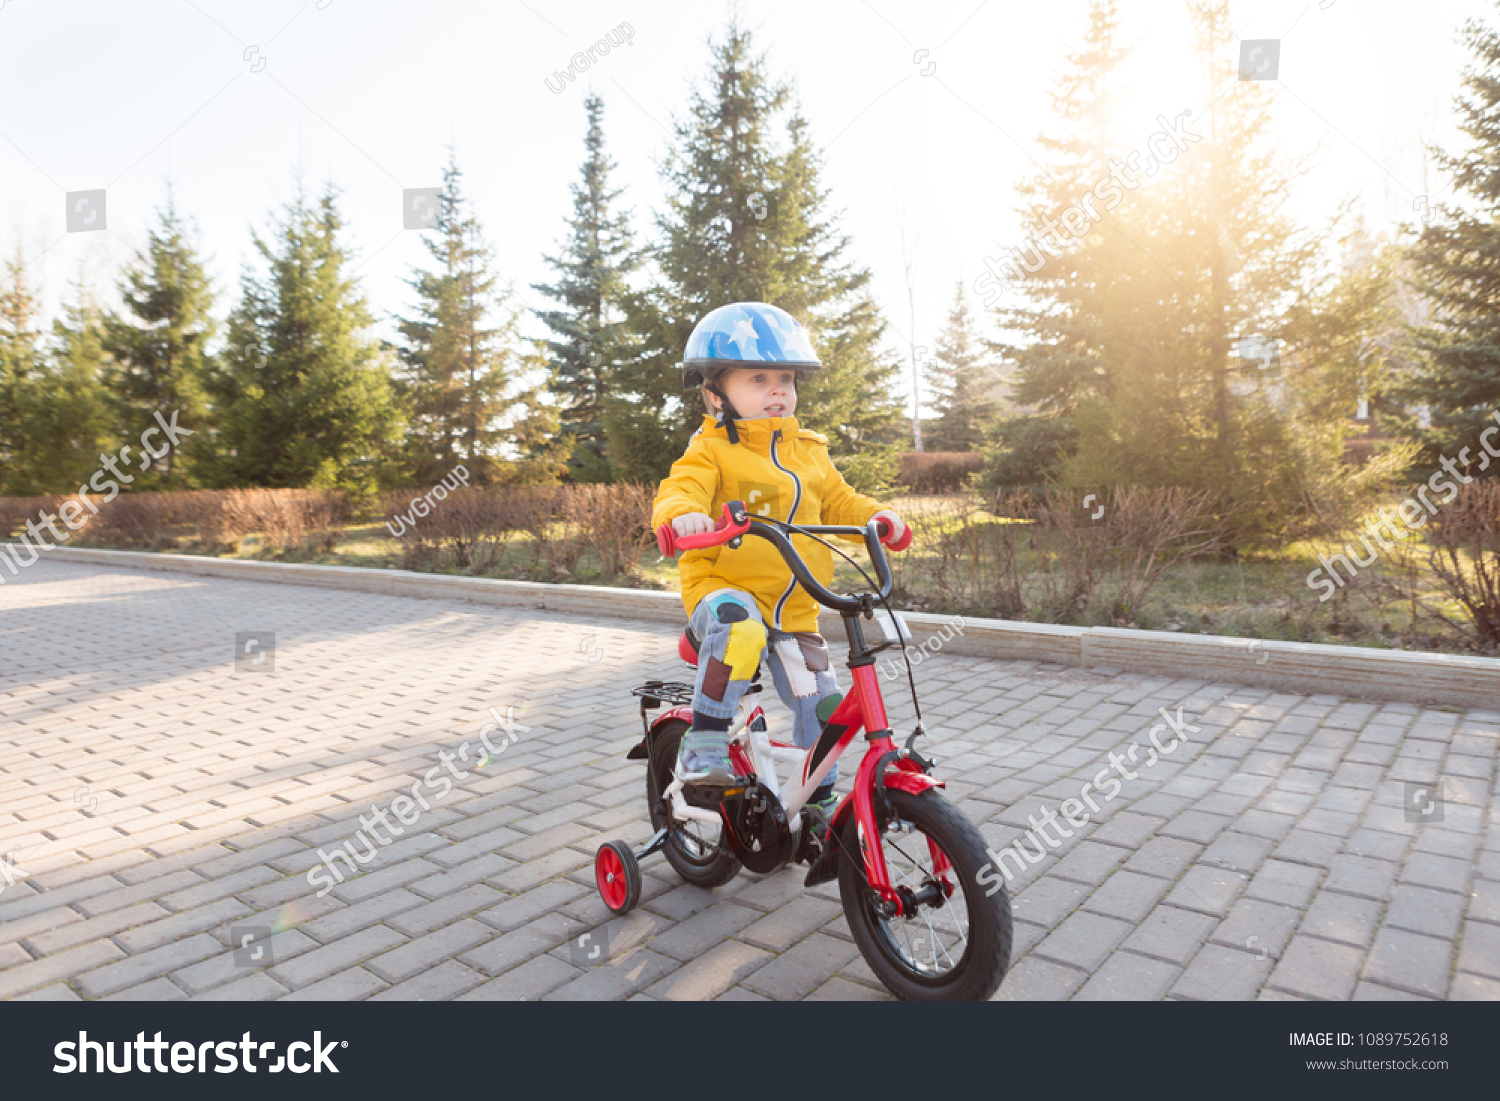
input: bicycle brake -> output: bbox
[903,723,936,772]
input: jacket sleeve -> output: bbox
[817,446,883,535]
[651,436,721,531]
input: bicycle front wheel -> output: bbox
[838,787,1012,1000]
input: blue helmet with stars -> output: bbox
[681,302,822,389]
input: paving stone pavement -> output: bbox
[2,558,1498,1001]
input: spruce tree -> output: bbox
[25,279,114,496]
[0,257,113,496]
[533,93,640,483]
[607,19,900,488]
[100,187,216,487]
[926,279,999,451]
[210,180,397,491]
[1052,0,1314,538]
[394,150,529,486]
[506,340,575,485]
[986,0,1128,418]
[1067,0,1381,544]
[1399,9,1500,475]
[0,244,46,494]
[986,0,1376,543]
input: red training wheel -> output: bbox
[595,840,641,915]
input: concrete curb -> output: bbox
[10,543,1500,708]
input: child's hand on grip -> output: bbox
[872,509,906,543]
[672,512,716,537]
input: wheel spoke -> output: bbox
[940,891,968,947]
[867,810,971,979]
[899,919,919,965]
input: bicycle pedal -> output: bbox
[680,781,746,811]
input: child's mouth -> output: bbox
[765,404,786,415]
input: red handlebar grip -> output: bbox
[656,522,677,558]
[660,501,752,555]
[875,518,913,552]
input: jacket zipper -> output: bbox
[769,428,802,629]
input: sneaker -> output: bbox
[678,727,734,788]
[802,785,838,837]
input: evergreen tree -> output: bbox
[100,187,216,487]
[209,180,398,491]
[1398,9,1500,475]
[0,244,46,494]
[986,0,1128,418]
[986,0,1381,543]
[506,340,576,485]
[926,279,1000,451]
[607,19,901,489]
[25,279,114,495]
[1056,0,1320,542]
[0,255,113,496]
[533,92,640,483]
[394,150,536,486]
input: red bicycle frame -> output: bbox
[820,665,951,913]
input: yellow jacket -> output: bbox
[652,414,883,633]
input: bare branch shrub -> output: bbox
[567,483,654,580]
[1421,479,1500,650]
[74,492,179,550]
[222,489,352,555]
[894,487,1225,624]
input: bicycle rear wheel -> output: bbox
[838,787,1011,1000]
[646,718,740,889]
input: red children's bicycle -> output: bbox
[593,500,1012,1000]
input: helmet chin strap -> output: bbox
[706,380,741,444]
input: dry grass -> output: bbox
[7,479,1496,654]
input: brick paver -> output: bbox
[2,558,1497,1000]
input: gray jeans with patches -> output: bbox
[687,587,842,785]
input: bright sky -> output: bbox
[0,0,1486,418]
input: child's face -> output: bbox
[709,367,798,420]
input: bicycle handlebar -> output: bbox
[655,500,907,615]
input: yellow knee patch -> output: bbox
[721,619,766,680]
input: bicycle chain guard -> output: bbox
[719,781,795,875]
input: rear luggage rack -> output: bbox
[631,681,695,709]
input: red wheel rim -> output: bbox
[596,847,627,910]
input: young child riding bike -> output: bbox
[650,301,906,832]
